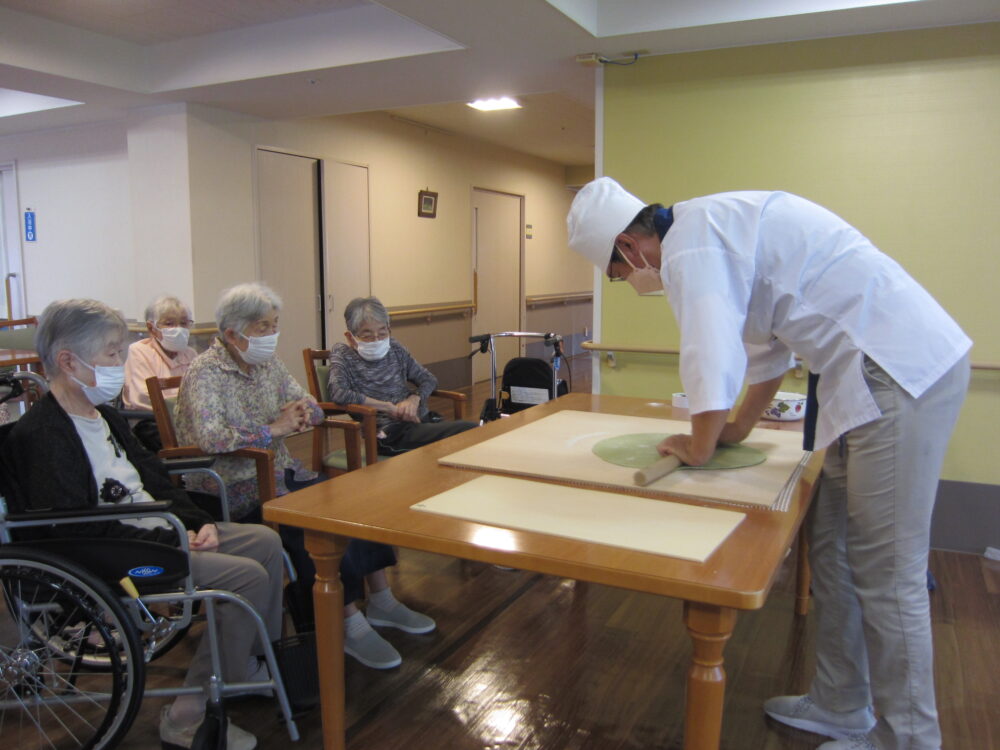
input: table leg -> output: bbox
[305,531,349,750]
[795,530,811,616]
[683,602,736,750]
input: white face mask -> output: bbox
[155,325,190,353]
[238,331,279,365]
[71,358,126,405]
[621,247,664,295]
[356,337,390,362]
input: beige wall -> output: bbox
[600,23,1000,484]
[184,107,591,319]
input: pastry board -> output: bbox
[412,474,745,562]
[438,410,807,510]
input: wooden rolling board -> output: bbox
[438,410,807,509]
[412,474,745,562]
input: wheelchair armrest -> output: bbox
[162,455,217,472]
[4,500,175,522]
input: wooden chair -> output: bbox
[302,347,468,476]
[146,375,277,506]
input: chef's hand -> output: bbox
[657,434,698,465]
[188,524,219,552]
[659,409,730,466]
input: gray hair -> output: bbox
[344,296,389,334]
[215,282,282,335]
[36,299,128,373]
[144,294,191,324]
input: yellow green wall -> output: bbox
[601,23,1000,484]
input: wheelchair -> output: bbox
[0,373,301,749]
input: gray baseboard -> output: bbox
[930,479,1000,554]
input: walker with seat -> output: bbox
[468,331,569,422]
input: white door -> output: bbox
[0,163,27,318]
[471,189,523,384]
[256,149,322,387]
[323,162,370,346]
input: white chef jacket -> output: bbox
[660,191,971,450]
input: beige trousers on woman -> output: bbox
[183,522,284,689]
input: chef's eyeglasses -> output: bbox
[606,245,628,282]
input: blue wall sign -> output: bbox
[24,211,36,242]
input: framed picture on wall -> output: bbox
[418,190,438,218]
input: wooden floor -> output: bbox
[114,356,999,749]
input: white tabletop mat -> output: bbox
[439,410,808,510]
[412,474,745,562]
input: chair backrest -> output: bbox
[0,316,38,351]
[146,375,183,449]
[303,349,331,402]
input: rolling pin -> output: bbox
[633,454,683,486]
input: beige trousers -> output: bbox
[808,354,969,750]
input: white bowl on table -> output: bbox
[762,391,807,421]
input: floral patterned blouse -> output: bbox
[174,338,323,520]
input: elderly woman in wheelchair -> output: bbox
[0,299,288,750]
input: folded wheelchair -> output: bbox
[0,372,300,749]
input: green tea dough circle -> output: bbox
[591,433,766,471]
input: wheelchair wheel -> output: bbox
[0,547,145,750]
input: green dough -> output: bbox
[591,433,766,471]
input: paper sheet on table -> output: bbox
[439,410,807,509]
[412,474,745,562]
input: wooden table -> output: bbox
[264,393,823,750]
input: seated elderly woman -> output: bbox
[175,282,433,670]
[122,294,198,451]
[329,296,478,455]
[1,298,283,750]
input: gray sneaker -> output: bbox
[344,628,402,669]
[366,601,436,634]
[764,695,876,739]
[818,736,878,749]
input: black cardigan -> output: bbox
[1,392,213,543]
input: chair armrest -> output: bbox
[118,408,155,421]
[158,445,276,504]
[231,447,276,503]
[432,389,467,420]
[317,401,378,466]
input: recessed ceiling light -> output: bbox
[467,97,522,111]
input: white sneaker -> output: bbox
[764,694,876,739]
[160,706,257,750]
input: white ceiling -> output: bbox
[0,0,996,166]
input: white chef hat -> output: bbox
[567,177,645,269]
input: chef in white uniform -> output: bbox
[568,177,970,750]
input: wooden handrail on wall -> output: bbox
[582,341,1000,371]
[582,341,680,356]
[388,301,475,321]
[526,291,593,308]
